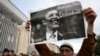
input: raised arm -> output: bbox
[83,7,97,34]
[77,7,97,56]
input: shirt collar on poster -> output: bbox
[46,31,58,42]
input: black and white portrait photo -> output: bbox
[30,1,86,43]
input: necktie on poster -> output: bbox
[49,34,56,39]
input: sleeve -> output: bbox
[77,33,96,56]
[35,44,55,56]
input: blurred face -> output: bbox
[31,51,35,56]
[44,10,60,28]
[9,51,13,56]
[3,52,9,56]
[60,47,73,56]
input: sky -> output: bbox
[11,0,100,53]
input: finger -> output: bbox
[83,8,95,16]
[86,13,97,18]
[84,9,94,15]
[83,7,95,14]
[82,7,92,12]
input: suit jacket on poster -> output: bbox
[34,27,63,43]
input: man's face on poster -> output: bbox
[43,10,60,28]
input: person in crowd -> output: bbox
[2,48,9,56]
[9,50,16,56]
[31,51,36,56]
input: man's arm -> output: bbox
[77,7,97,56]
[84,7,97,34]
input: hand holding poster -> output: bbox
[30,1,86,43]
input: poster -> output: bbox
[30,1,86,43]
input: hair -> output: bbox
[3,48,9,53]
[9,50,14,53]
[3,48,9,56]
[20,53,24,55]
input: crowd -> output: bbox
[2,48,16,56]
[2,48,36,56]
